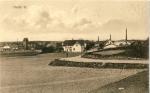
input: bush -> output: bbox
[127,39,149,58]
[42,46,56,53]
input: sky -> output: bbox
[0,0,149,41]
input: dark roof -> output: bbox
[63,40,85,46]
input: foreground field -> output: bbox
[0,53,146,93]
[89,70,148,93]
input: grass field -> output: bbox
[89,70,148,93]
[93,50,125,56]
[0,53,147,93]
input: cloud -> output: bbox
[100,19,127,31]
[71,5,78,14]
[73,18,92,28]
[98,19,148,40]
[0,1,148,41]
[34,11,52,28]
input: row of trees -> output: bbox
[35,43,63,53]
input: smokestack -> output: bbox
[126,28,127,43]
[98,36,99,42]
[110,34,111,41]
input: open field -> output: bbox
[93,50,125,55]
[0,53,147,93]
[89,70,148,93]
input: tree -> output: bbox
[129,39,149,58]
[41,46,56,53]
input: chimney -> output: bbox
[125,28,127,43]
[110,34,111,41]
[98,36,99,42]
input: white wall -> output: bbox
[63,46,72,52]
[72,44,82,52]
[63,44,84,52]
[104,45,117,49]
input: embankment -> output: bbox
[49,59,148,69]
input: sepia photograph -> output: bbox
[0,0,149,93]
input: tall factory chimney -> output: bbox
[125,28,127,43]
[110,34,111,41]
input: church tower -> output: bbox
[23,38,29,50]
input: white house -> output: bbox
[114,40,131,46]
[62,40,86,52]
[0,45,11,51]
[103,39,131,49]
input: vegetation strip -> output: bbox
[49,59,148,69]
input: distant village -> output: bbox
[0,28,148,58]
